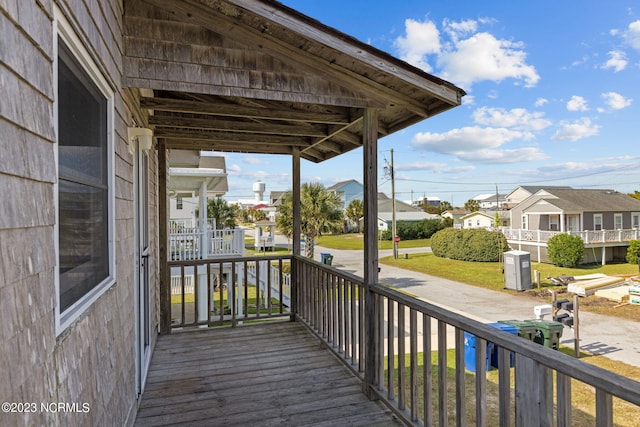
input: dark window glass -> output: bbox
[58,40,109,312]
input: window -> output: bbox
[56,16,114,332]
[594,214,603,231]
[633,213,640,229]
[614,213,623,230]
[176,196,183,210]
[522,215,528,230]
[549,215,559,231]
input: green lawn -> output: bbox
[386,347,640,426]
[317,233,431,250]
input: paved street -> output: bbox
[302,241,640,368]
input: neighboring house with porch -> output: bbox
[442,208,469,228]
[327,179,363,210]
[504,188,640,264]
[168,150,228,227]
[462,209,510,229]
[5,1,637,427]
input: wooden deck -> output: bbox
[134,321,402,426]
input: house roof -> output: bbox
[377,212,439,222]
[123,0,464,163]
[327,179,361,191]
[532,189,640,212]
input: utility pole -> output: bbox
[390,149,398,259]
[384,150,398,259]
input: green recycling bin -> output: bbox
[320,253,333,265]
[528,319,564,350]
[498,320,537,341]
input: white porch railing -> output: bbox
[247,260,291,307]
[501,228,640,244]
[170,227,245,260]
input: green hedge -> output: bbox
[381,218,449,241]
[431,228,509,262]
[547,233,584,267]
[626,240,640,264]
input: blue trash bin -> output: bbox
[464,332,491,373]
[488,322,518,369]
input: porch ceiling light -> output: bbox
[127,127,153,154]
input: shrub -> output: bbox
[547,233,584,267]
[381,218,448,241]
[431,228,509,262]
[626,240,640,264]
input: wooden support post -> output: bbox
[363,108,379,397]
[158,139,171,334]
[291,147,301,321]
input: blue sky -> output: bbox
[220,0,640,206]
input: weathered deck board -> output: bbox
[134,321,402,426]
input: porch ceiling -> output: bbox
[123,0,465,163]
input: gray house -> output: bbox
[505,188,640,264]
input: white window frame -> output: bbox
[521,214,528,230]
[614,213,623,230]
[54,8,115,334]
[593,214,603,231]
[549,215,559,231]
[632,212,640,229]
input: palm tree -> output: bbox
[207,196,236,229]
[345,199,364,232]
[464,199,480,212]
[276,183,343,258]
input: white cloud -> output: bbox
[535,98,548,107]
[394,19,539,90]
[437,32,540,89]
[602,50,628,72]
[602,91,633,110]
[566,96,589,112]
[399,161,475,173]
[243,156,263,165]
[551,118,600,142]
[461,95,475,105]
[472,107,551,131]
[442,18,478,42]
[394,19,441,71]
[228,164,241,173]
[623,20,640,50]
[456,147,548,164]
[412,126,528,153]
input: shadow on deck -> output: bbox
[134,321,402,426]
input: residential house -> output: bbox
[1,0,465,424]
[504,188,640,264]
[378,198,419,213]
[475,193,508,209]
[441,208,469,228]
[327,179,363,209]
[168,151,228,227]
[502,185,572,209]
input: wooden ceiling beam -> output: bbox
[141,96,351,124]
[155,128,313,146]
[149,114,329,137]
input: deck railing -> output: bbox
[169,227,245,260]
[169,255,292,328]
[167,254,640,425]
[502,228,640,244]
[294,256,640,426]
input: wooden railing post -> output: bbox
[363,108,379,397]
